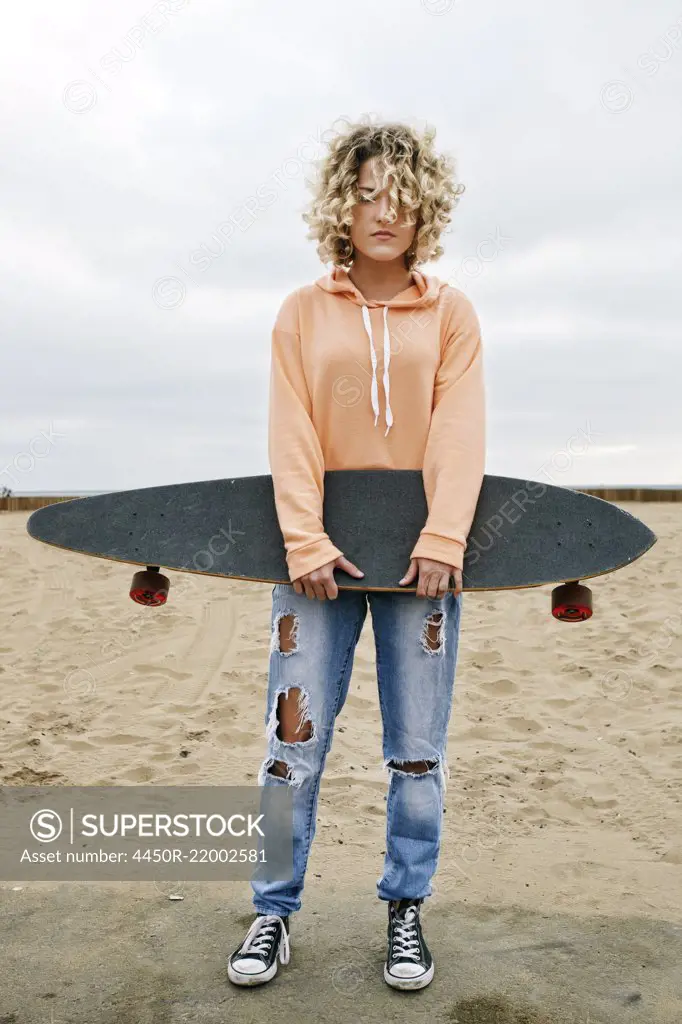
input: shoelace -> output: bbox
[391,906,421,961]
[239,914,290,965]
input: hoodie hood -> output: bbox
[315,264,443,308]
[314,266,446,436]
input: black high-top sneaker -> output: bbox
[227,913,290,986]
[384,898,434,990]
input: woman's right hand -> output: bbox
[292,554,364,600]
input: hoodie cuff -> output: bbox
[286,538,344,583]
[409,534,465,572]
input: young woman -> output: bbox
[228,120,486,992]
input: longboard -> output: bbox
[26,470,656,620]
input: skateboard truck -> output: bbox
[130,565,170,606]
[551,580,593,621]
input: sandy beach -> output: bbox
[1,500,681,1023]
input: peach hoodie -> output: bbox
[268,265,486,582]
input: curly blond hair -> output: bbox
[302,117,465,270]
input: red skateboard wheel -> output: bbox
[130,568,170,606]
[551,581,593,621]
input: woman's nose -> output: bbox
[376,198,392,221]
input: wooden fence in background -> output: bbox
[575,488,681,502]
[1,496,83,511]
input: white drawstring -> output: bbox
[361,306,380,428]
[361,305,393,436]
[382,305,393,435]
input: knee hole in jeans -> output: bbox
[421,612,444,653]
[274,687,314,744]
[386,758,439,775]
[263,686,316,785]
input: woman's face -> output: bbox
[350,156,417,265]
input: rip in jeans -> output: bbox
[261,612,316,787]
[270,609,300,656]
[385,754,450,794]
[420,611,445,656]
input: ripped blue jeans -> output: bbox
[251,583,462,917]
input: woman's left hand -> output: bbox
[398,557,462,599]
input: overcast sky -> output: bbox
[2,0,681,494]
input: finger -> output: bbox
[429,570,447,600]
[426,571,441,600]
[293,579,302,595]
[339,557,364,578]
[399,560,416,586]
[303,578,315,599]
[313,579,327,601]
[416,566,426,598]
[324,570,339,599]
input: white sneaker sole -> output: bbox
[384,960,435,990]
[227,959,279,987]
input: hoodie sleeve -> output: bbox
[268,290,344,582]
[409,290,486,572]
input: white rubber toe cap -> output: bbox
[230,957,269,975]
[388,961,426,979]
